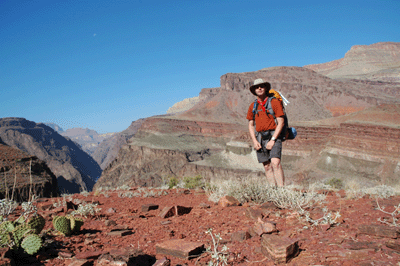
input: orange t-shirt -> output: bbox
[246,98,284,132]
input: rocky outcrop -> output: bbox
[304,42,400,82]
[0,118,101,193]
[0,144,58,201]
[92,119,145,170]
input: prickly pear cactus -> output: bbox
[0,221,15,234]
[53,216,71,236]
[21,234,42,255]
[14,215,26,225]
[0,232,11,247]
[12,224,33,247]
[27,214,45,234]
[66,215,76,232]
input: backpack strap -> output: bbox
[252,99,259,120]
[265,97,278,126]
[252,97,277,135]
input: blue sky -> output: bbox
[1,0,399,133]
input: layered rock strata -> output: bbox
[97,109,400,189]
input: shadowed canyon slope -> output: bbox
[95,42,400,190]
[0,118,101,194]
[0,143,58,201]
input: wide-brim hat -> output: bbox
[249,78,271,96]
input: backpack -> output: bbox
[252,90,297,141]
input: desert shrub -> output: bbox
[206,176,340,226]
[206,176,269,204]
[183,175,205,189]
[0,199,18,217]
[168,176,179,189]
[70,202,100,217]
[270,186,325,211]
[205,228,229,266]
[345,183,399,199]
[118,191,136,198]
[361,185,398,199]
[325,177,343,190]
[80,190,89,197]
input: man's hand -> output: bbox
[265,140,275,150]
[253,140,262,151]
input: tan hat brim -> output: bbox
[249,81,271,95]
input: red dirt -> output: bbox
[6,188,400,265]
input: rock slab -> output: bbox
[358,224,400,239]
[261,234,299,264]
[155,239,204,259]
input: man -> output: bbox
[246,78,285,187]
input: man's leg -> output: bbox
[271,158,285,187]
[263,161,276,186]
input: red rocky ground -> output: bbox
[3,187,400,265]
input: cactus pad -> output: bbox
[27,214,45,234]
[0,221,15,233]
[12,224,33,246]
[21,234,42,255]
[0,232,11,247]
[53,216,71,236]
[66,215,76,231]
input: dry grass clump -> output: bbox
[206,175,324,208]
[206,175,342,226]
[345,181,400,199]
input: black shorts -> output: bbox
[256,139,282,163]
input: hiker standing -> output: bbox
[247,78,285,187]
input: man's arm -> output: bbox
[266,116,284,150]
[272,116,284,140]
[248,120,261,150]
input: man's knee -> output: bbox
[263,161,272,171]
[270,159,282,170]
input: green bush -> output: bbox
[168,176,179,189]
[183,175,204,189]
[326,178,343,189]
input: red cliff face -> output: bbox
[139,117,248,138]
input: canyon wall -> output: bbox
[0,144,59,201]
[0,118,101,193]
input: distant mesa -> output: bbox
[304,42,400,82]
